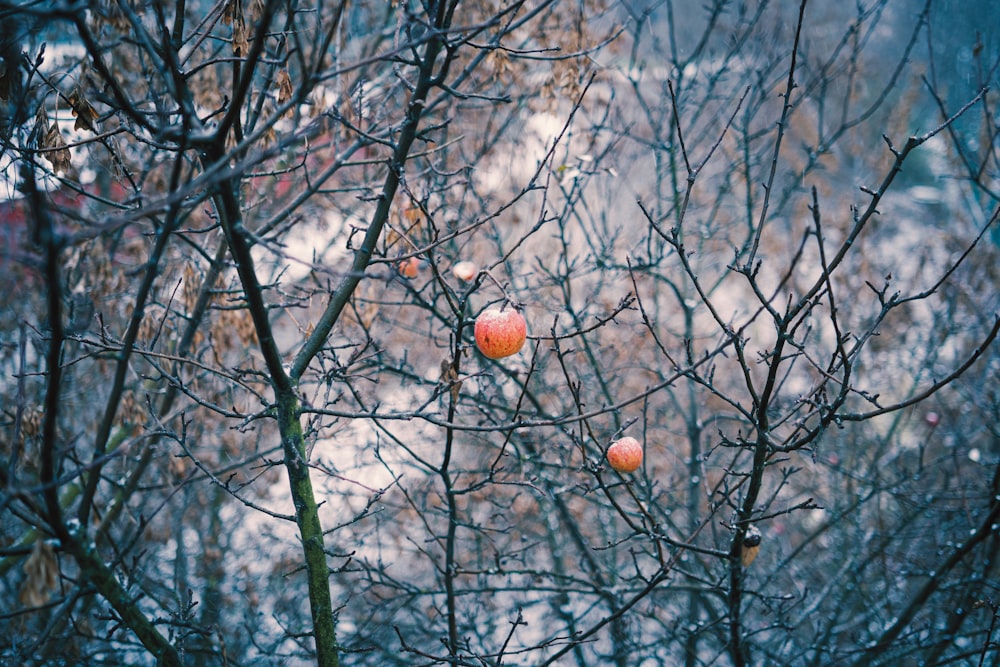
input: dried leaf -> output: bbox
[439,359,462,401]
[19,540,58,608]
[257,96,277,145]
[403,207,423,225]
[235,309,258,346]
[487,49,513,84]
[33,104,49,136]
[68,85,100,132]
[42,122,72,175]
[275,68,293,106]
[741,544,760,568]
[741,525,762,567]
[223,0,249,54]
[248,0,265,22]
[189,56,223,111]
[21,405,42,439]
[222,0,237,25]
[361,301,378,328]
[168,454,189,480]
[90,0,131,32]
[233,15,249,56]
[386,228,401,247]
[116,391,144,428]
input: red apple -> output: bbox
[606,436,643,473]
[398,257,419,278]
[474,306,526,359]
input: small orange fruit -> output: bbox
[398,256,419,278]
[474,306,527,359]
[606,437,643,473]
[452,261,477,281]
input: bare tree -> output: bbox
[1,0,998,665]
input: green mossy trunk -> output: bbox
[277,391,340,667]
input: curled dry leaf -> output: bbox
[33,104,49,138]
[487,48,513,84]
[224,0,249,55]
[234,308,258,346]
[20,405,42,439]
[275,68,293,106]
[42,122,72,175]
[741,525,762,567]
[19,540,58,608]
[248,0,265,22]
[440,358,462,401]
[92,0,130,32]
[402,206,424,229]
[233,16,249,56]
[222,0,237,25]
[68,85,99,131]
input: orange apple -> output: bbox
[474,306,526,359]
[606,437,643,473]
[452,260,477,281]
[398,256,419,278]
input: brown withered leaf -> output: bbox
[19,540,58,608]
[391,207,425,249]
[741,525,762,567]
[439,358,463,401]
[94,0,131,33]
[33,104,49,136]
[386,227,401,247]
[439,358,453,383]
[68,86,99,132]
[403,206,424,226]
[741,544,760,568]
[248,0,264,22]
[233,14,249,56]
[258,96,277,145]
[486,49,513,84]
[275,68,293,106]
[224,0,249,55]
[222,0,238,25]
[234,309,258,346]
[42,122,72,175]
[20,405,42,439]
[189,56,223,111]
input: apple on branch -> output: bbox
[452,260,477,281]
[606,437,643,474]
[474,305,527,359]
[398,256,420,278]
